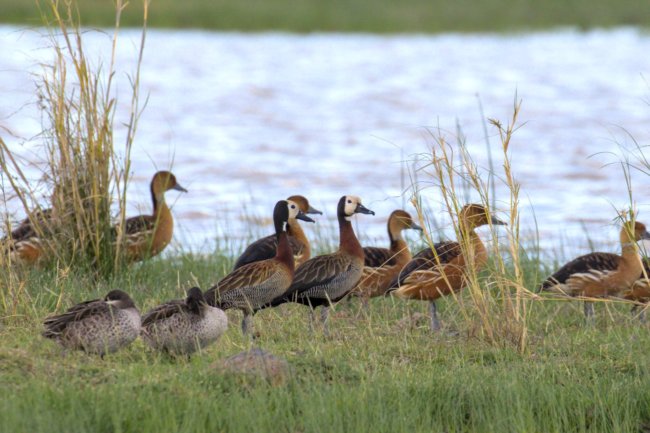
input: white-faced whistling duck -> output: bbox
[141,287,228,356]
[351,209,422,303]
[541,218,650,322]
[117,171,187,262]
[233,195,322,270]
[388,204,506,331]
[42,290,141,357]
[205,200,313,335]
[1,208,54,265]
[269,195,374,335]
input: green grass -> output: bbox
[1,0,649,32]
[2,253,650,433]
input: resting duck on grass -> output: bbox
[116,171,187,262]
[269,195,374,335]
[351,209,422,302]
[387,204,506,331]
[1,208,54,265]
[205,200,312,335]
[42,290,140,357]
[233,195,321,270]
[141,287,228,356]
[540,218,650,322]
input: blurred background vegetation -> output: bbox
[1,0,649,32]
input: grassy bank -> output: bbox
[2,0,649,32]
[1,253,650,433]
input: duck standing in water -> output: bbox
[270,195,374,335]
[141,287,228,356]
[233,195,321,270]
[117,171,187,262]
[206,200,313,335]
[541,217,650,321]
[42,290,141,356]
[388,204,506,331]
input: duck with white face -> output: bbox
[268,195,375,336]
[205,200,313,336]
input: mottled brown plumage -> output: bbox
[141,287,228,355]
[390,204,506,330]
[42,290,141,356]
[206,200,309,335]
[233,195,321,270]
[116,171,187,262]
[2,208,54,264]
[269,195,374,334]
[352,210,422,299]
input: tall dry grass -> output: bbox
[0,0,149,281]
[410,99,536,352]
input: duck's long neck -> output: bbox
[459,223,488,269]
[151,184,171,224]
[620,228,642,263]
[339,214,364,259]
[388,225,411,263]
[287,219,309,256]
[276,229,295,273]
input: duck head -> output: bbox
[338,195,375,221]
[389,209,423,233]
[286,195,323,215]
[459,204,507,229]
[622,221,650,243]
[185,287,206,314]
[152,171,188,194]
[104,290,136,310]
[274,200,313,235]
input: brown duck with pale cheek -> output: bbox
[352,209,422,301]
[1,208,54,265]
[117,171,187,262]
[233,195,322,270]
[541,219,650,321]
[388,204,506,331]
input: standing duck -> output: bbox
[42,289,141,356]
[351,210,422,302]
[117,171,187,262]
[270,195,374,334]
[388,204,506,331]
[205,200,313,335]
[141,287,228,356]
[2,208,54,265]
[233,195,322,270]
[541,218,650,321]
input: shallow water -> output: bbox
[1,26,650,258]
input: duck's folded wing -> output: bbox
[142,300,185,326]
[233,234,277,270]
[540,252,620,290]
[389,241,461,289]
[42,299,108,336]
[280,254,352,302]
[363,246,393,267]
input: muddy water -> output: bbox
[1,27,649,259]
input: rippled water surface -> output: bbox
[1,26,650,257]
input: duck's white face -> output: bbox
[344,196,362,220]
[287,200,301,220]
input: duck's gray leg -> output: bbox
[583,301,595,325]
[308,309,315,334]
[321,307,330,337]
[429,301,441,331]
[241,313,253,336]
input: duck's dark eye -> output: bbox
[347,200,352,204]
[291,204,296,209]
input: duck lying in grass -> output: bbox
[141,287,228,356]
[1,208,54,265]
[206,199,312,335]
[117,171,187,262]
[269,195,374,335]
[42,290,141,357]
[387,204,506,331]
[351,209,422,303]
[541,218,650,321]
[233,195,321,270]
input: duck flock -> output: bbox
[3,170,650,357]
